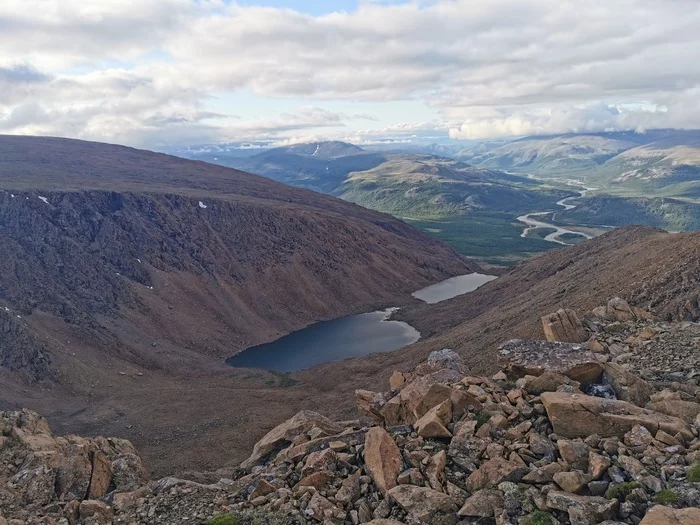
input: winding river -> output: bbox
[517,181,597,245]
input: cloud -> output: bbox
[1,0,700,144]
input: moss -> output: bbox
[524,510,554,525]
[474,412,490,429]
[208,515,240,525]
[656,489,680,505]
[605,481,640,500]
[687,463,700,482]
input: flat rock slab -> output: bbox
[640,505,700,525]
[541,391,693,440]
[498,339,603,385]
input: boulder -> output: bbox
[356,390,388,422]
[646,398,700,424]
[603,363,653,407]
[364,427,403,496]
[540,391,693,440]
[522,371,581,395]
[415,399,452,438]
[553,471,592,493]
[498,339,603,385]
[241,411,344,469]
[639,505,700,525]
[465,457,528,492]
[387,484,458,525]
[546,491,618,525]
[55,443,94,500]
[381,374,459,426]
[415,349,469,376]
[541,309,588,343]
[111,453,149,492]
[606,298,635,322]
[457,488,504,518]
[88,451,113,499]
[79,500,113,525]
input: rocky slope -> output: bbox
[4,298,700,524]
[0,135,476,473]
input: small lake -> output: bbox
[226,308,420,373]
[411,273,497,304]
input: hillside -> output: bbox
[556,195,700,231]
[210,144,574,264]
[0,135,477,472]
[5,298,700,524]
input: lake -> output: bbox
[411,273,497,304]
[226,308,420,372]
[226,273,496,372]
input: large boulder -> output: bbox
[498,339,603,385]
[547,491,618,525]
[640,505,700,524]
[241,411,344,469]
[542,309,588,343]
[541,392,693,440]
[364,427,403,496]
[603,363,653,407]
[387,484,458,525]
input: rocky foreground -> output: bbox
[2,298,700,525]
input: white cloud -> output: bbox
[1,0,700,144]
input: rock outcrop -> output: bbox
[541,308,588,343]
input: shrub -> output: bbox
[524,510,554,525]
[208,515,240,525]
[605,481,640,500]
[656,489,679,505]
[687,463,700,482]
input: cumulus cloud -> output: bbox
[1,0,700,144]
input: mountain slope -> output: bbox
[0,135,478,471]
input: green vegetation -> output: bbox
[656,489,680,505]
[523,511,554,525]
[474,412,490,429]
[557,233,588,244]
[527,227,558,240]
[687,463,700,482]
[605,481,640,500]
[269,371,299,388]
[208,515,240,525]
[405,212,555,265]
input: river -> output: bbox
[517,180,597,245]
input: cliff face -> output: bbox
[0,137,476,386]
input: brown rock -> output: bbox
[606,298,635,322]
[335,470,361,505]
[389,371,408,390]
[457,488,504,518]
[588,451,611,480]
[55,443,94,500]
[364,427,402,496]
[241,410,344,469]
[249,479,275,500]
[302,448,337,476]
[450,389,483,418]
[639,505,700,525]
[624,424,654,453]
[540,392,693,440]
[295,471,332,491]
[498,339,603,385]
[356,390,388,422]
[88,451,113,499]
[603,363,652,407]
[546,491,618,525]
[110,453,149,492]
[305,492,337,521]
[646,398,700,424]
[465,457,528,492]
[557,439,590,471]
[553,471,592,493]
[522,462,564,483]
[523,371,582,395]
[425,450,446,492]
[415,399,452,438]
[542,308,588,343]
[79,500,113,524]
[387,484,458,525]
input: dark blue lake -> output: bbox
[226,308,420,372]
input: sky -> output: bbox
[2,0,700,150]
